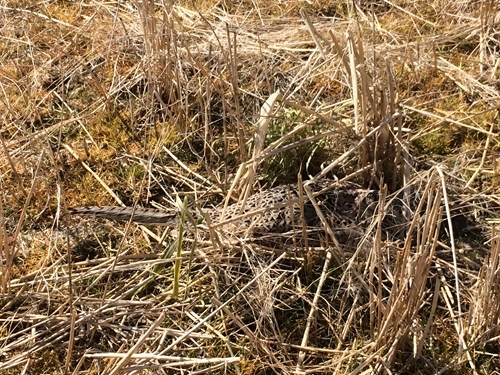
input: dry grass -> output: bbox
[1,0,500,373]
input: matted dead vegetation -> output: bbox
[1,0,500,374]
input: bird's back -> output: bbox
[68,179,377,234]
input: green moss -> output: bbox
[414,132,452,155]
[260,108,330,185]
[117,163,145,181]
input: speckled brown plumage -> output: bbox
[68,179,378,234]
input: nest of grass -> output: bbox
[1,1,500,374]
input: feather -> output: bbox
[68,206,179,225]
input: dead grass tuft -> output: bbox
[1,0,500,374]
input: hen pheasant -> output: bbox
[68,179,378,234]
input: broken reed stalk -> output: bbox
[467,225,500,344]
[172,196,188,299]
[135,0,183,131]
[372,175,442,369]
[334,25,405,191]
[0,189,8,294]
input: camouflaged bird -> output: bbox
[68,179,378,234]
